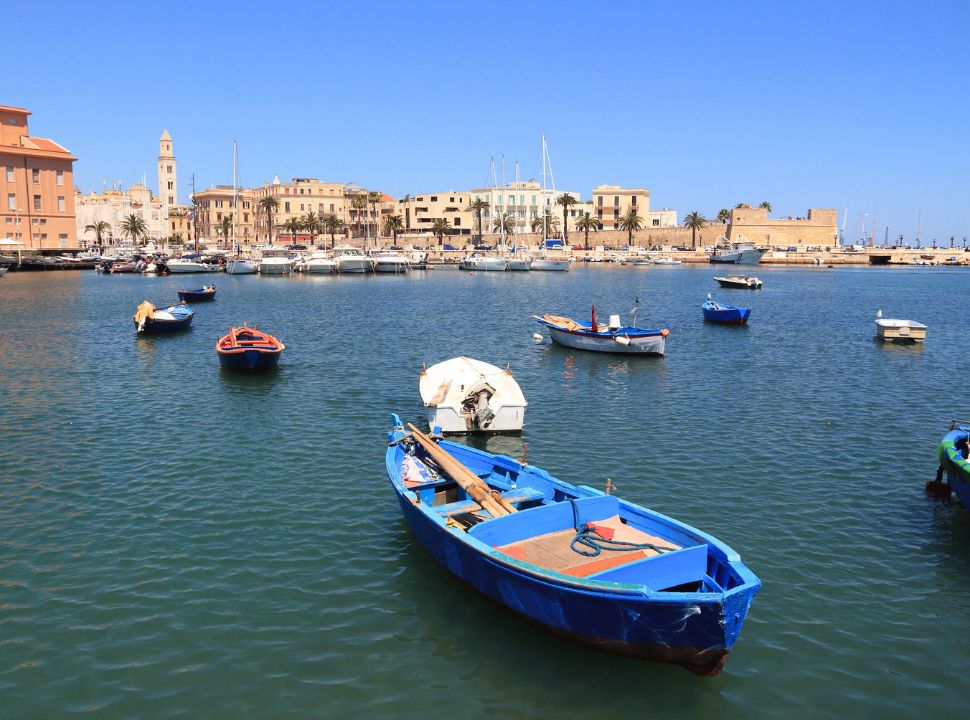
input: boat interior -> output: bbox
[398,442,742,594]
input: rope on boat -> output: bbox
[569,499,675,558]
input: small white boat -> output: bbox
[259,248,293,275]
[0,266,7,277]
[652,256,683,265]
[419,356,527,434]
[506,257,533,271]
[226,258,258,275]
[305,251,338,274]
[460,253,507,271]
[531,257,571,271]
[334,246,373,273]
[875,310,926,343]
[167,258,217,273]
[715,274,762,289]
[372,251,410,273]
[709,237,765,265]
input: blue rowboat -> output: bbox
[177,285,216,302]
[385,415,761,675]
[933,421,970,507]
[133,300,194,334]
[216,324,285,373]
[702,296,750,325]
[533,304,668,355]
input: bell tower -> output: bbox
[157,129,177,208]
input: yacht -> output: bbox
[258,247,293,275]
[530,255,571,271]
[371,250,410,273]
[167,256,218,273]
[709,236,766,265]
[333,246,372,273]
[226,257,258,274]
[305,251,338,274]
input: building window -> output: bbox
[216,213,222,221]
[329,204,334,212]
[430,196,437,202]
[652,219,659,226]
[41,233,47,241]
[531,196,537,205]
[244,213,249,222]
[284,202,290,212]
[56,170,64,186]
[454,218,461,226]
[33,195,41,210]
[5,166,13,182]
[597,196,602,207]
[57,196,65,212]
[631,196,637,206]
[614,196,619,206]
[6,193,14,210]
[167,181,173,190]
[167,165,172,173]
[32,168,40,183]
[168,196,173,204]
[59,233,68,246]
[216,200,223,208]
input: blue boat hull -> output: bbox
[134,315,193,334]
[385,419,760,675]
[177,290,215,302]
[937,427,970,507]
[218,348,281,373]
[702,304,750,324]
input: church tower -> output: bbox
[157,129,177,208]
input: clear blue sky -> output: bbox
[7,0,969,244]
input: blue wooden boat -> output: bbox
[177,284,216,302]
[533,302,668,355]
[932,421,970,506]
[133,300,194,334]
[702,295,750,325]
[385,415,761,675]
[216,324,285,372]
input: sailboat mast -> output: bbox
[541,134,547,245]
[500,155,506,248]
[917,209,922,246]
[232,140,238,251]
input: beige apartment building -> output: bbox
[192,185,255,247]
[400,190,472,236]
[591,185,676,231]
[1,105,77,250]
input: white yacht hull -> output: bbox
[419,356,527,434]
[337,259,373,273]
[459,257,507,271]
[506,258,533,271]
[259,258,292,274]
[531,259,571,271]
[306,260,338,274]
[226,259,258,275]
[373,260,409,273]
[167,260,216,273]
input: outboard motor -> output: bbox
[460,381,496,430]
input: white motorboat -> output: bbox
[259,248,293,275]
[305,251,338,274]
[371,251,410,273]
[652,256,683,265]
[875,310,926,343]
[419,356,527,434]
[531,256,571,271]
[334,246,373,273]
[460,253,507,271]
[167,258,218,273]
[226,258,258,275]
[715,274,762,289]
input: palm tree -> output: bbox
[220,215,233,248]
[119,213,147,245]
[555,193,577,244]
[468,197,490,243]
[682,211,706,249]
[716,208,731,224]
[283,217,301,244]
[734,202,746,209]
[84,220,111,247]
[302,211,321,246]
[368,191,383,240]
[491,212,515,237]
[531,211,560,243]
[618,208,643,247]
[759,201,772,212]
[258,196,279,245]
[351,194,367,242]
[383,214,404,246]
[575,211,599,251]
[322,214,344,249]
[430,218,452,247]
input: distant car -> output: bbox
[389,245,403,250]
[787,246,798,252]
[572,245,584,251]
[288,244,308,251]
[474,244,493,250]
[443,244,458,251]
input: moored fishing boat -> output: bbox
[715,275,762,289]
[931,420,970,506]
[874,310,926,343]
[702,295,750,324]
[709,237,765,265]
[133,301,194,334]
[385,416,761,675]
[419,357,527,434]
[177,285,216,302]
[215,324,285,372]
[533,301,668,355]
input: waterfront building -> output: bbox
[591,185,676,231]
[727,205,838,249]
[469,180,583,238]
[0,104,77,250]
[399,190,472,237]
[192,185,255,248]
[75,183,167,247]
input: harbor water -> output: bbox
[1,265,968,718]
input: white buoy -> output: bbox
[614,336,631,346]
[532,333,544,343]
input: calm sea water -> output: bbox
[1,265,968,719]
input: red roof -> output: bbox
[22,136,71,154]
[381,194,395,203]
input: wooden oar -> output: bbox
[406,424,516,518]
